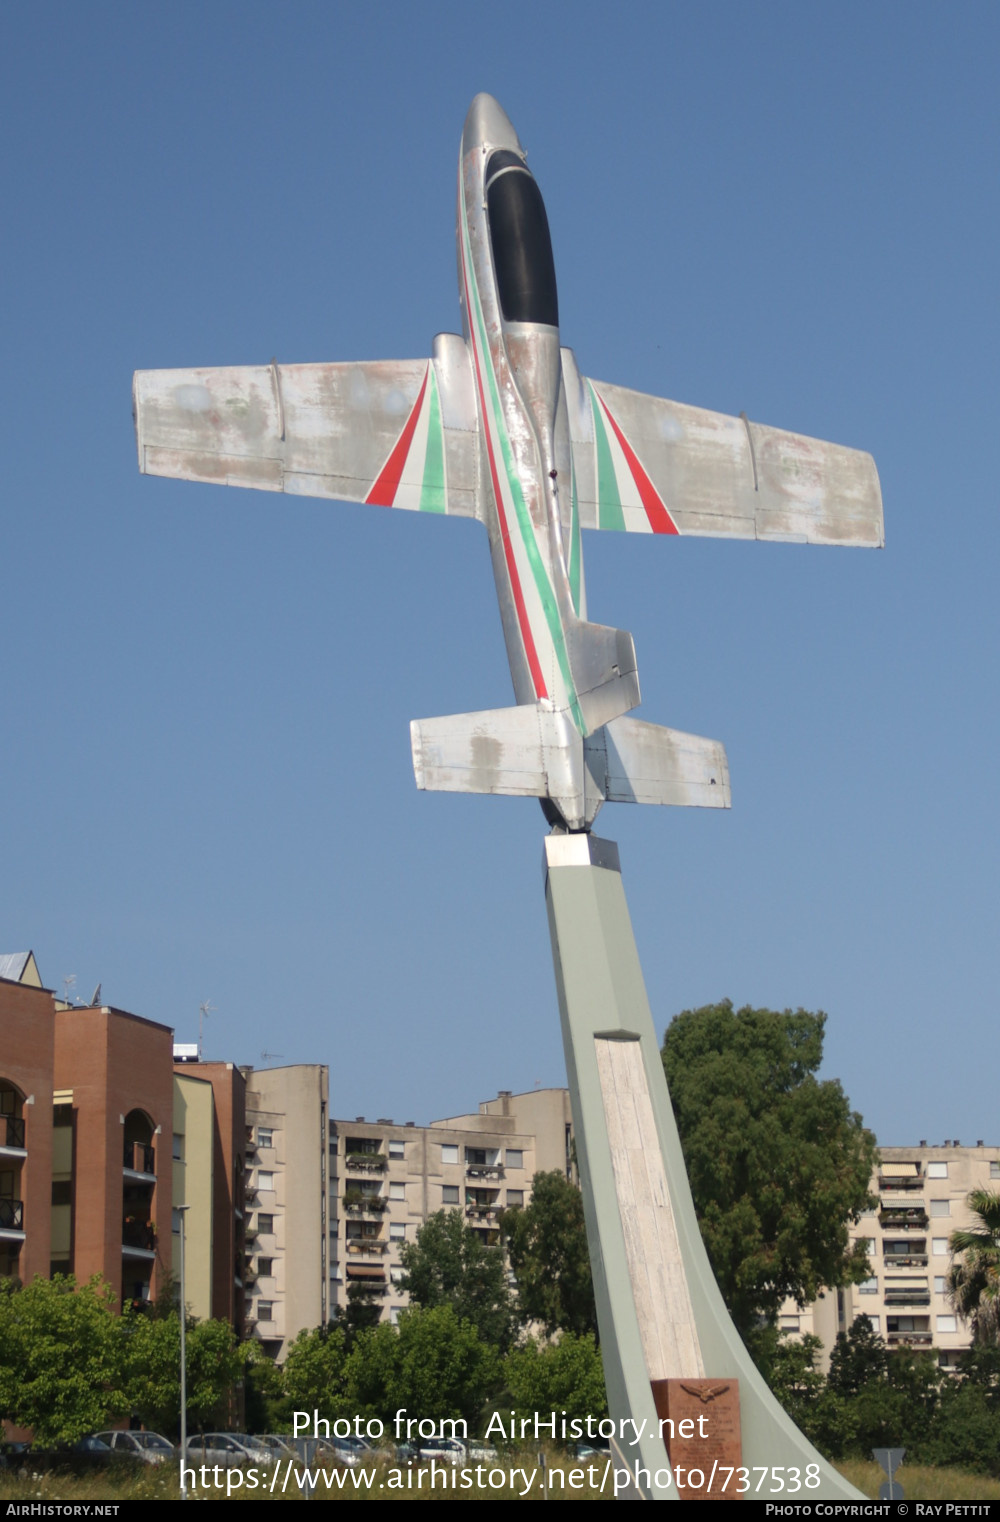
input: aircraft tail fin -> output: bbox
[585,716,730,809]
[567,620,641,733]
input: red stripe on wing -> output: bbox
[597,393,679,534]
[365,368,429,506]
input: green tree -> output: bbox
[0,1275,125,1445]
[662,1000,877,1338]
[122,1308,245,1435]
[948,1188,1000,1345]
[275,1325,349,1427]
[346,1305,501,1426]
[398,1209,518,1350]
[500,1172,597,1338]
[502,1333,607,1434]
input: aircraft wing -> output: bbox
[561,352,883,547]
[133,354,480,518]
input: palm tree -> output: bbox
[948,1187,1000,1345]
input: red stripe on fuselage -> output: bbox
[365,368,429,506]
[597,394,679,534]
[460,218,549,700]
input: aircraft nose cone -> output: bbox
[463,93,522,155]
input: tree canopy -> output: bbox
[949,1188,1000,1345]
[500,1170,597,1338]
[0,1275,125,1445]
[397,1209,518,1351]
[662,999,877,1336]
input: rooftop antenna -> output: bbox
[62,975,76,1004]
[260,1050,284,1065]
[198,1000,215,1061]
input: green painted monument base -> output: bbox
[543,833,862,1501]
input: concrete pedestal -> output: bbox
[544,833,862,1501]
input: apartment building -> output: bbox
[327,1088,574,1325]
[172,1058,247,1332]
[243,1064,329,1359]
[786,1141,1000,1368]
[0,954,53,1284]
[53,1000,174,1309]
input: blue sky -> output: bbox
[3,3,997,1146]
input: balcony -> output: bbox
[883,1253,928,1268]
[0,1198,24,1235]
[346,1240,388,1256]
[345,1152,387,1174]
[884,1291,931,1306]
[465,1205,499,1220]
[342,1193,388,1215]
[123,1142,156,1179]
[0,1116,26,1153]
[122,1219,157,1255]
[879,1207,928,1229]
[466,1165,504,1180]
[878,1168,923,1190]
[887,1331,933,1347]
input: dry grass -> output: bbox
[835,1458,1000,1500]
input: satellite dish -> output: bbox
[90,984,102,1006]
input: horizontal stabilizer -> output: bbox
[411,705,577,802]
[586,717,730,809]
[411,703,730,828]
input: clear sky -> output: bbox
[3,3,997,1146]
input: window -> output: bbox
[932,1238,948,1256]
[441,1145,458,1165]
[926,1161,948,1179]
[257,1302,273,1322]
[860,1237,876,1258]
[779,1315,800,1331]
[466,1148,487,1166]
[172,1134,183,1161]
[991,1161,1000,1180]
[330,1265,342,1281]
[257,1128,273,1149]
[390,1222,406,1240]
[929,1200,951,1218]
[389,1307,401,1325]
[934,1277,947,1294]
[257,1258,273,1277]
[172,1209,182,1234]
[936,1315,957,1333]
[51,1180,71,1205]
[389,1182,405,1200]
[859,1278,878,1294]
[390,1266,405,1284]
[442,1186,459,1205]
[389,1140,405,1158]
[257,1171,274,1191]
[860,1315,879,1332]
[257,1213,274,1234]
[506,1149,523,1169]
[506,1190,524,1207]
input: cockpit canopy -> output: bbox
[485,150,559,328]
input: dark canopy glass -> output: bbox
[486,153,559,327]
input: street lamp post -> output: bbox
[177,1204,190,1500]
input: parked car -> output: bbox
[185,1433,273,1468]
[93,1430,174,1465]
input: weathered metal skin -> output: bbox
[133,93,882,832]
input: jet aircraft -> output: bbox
[133,94,883,832]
